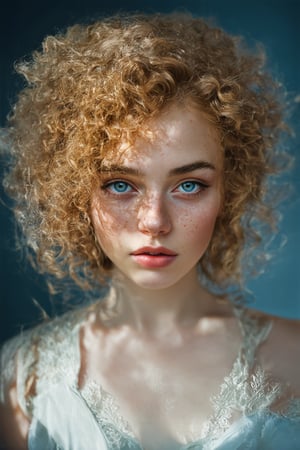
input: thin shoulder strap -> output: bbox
[233,306,273,368]
[202,307,281,443]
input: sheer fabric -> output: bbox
[1,306,300,449]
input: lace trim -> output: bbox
[32,310,84,411]
[78,309,290,448]
[201,357,283,445]
[3,305,300,448]
[80,381,137,446]
[79,309,300,448]
[199,309,300,447]
[0,308,85,416]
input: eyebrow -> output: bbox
[100,164,142,176]
[100,161,216,176]
[169,161,216,175]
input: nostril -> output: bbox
[136,196,172,236]
[137,214,172,236]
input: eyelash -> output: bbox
[101,180,135,194]
[174,180,208,195]
[101,179,209,197]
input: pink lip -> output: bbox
[130,246,177,269]
[131,246,177,256]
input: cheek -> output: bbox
[176,201,220,240]
[91,198,134,246]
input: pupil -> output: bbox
[184,182,193,191]
[117,182,126,191]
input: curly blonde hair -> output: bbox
[3,13,286,292]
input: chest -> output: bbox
[27,311,300,449]
[80,327,241,446]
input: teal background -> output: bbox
[1,0,299,343]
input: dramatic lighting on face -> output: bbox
[91,104,223,290]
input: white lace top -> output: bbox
[1,306,300,449]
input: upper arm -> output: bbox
[0,381,30,450]
[0,337,32,450]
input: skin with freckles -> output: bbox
[81,104,240,448]
[91,104,223,294]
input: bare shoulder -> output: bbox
[253,309,300,394]
[253,309,300,347]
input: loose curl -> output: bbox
[3,13,287,293]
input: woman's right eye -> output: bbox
[102,180,134,194]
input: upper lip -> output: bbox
[131,246,177,256]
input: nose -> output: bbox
[137,194,172,236]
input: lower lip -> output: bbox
[131,254,177,269]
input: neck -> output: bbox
[105,269,227,336]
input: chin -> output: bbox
[128,272,185,291]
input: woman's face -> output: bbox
[91,104,223,290]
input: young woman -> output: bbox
[1,13,299,450]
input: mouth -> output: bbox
[130,247,177,269]
[131,246,177,256]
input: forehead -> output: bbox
[102,104,223,169]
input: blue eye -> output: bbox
[177,181,202,193]
[105,181,133,193]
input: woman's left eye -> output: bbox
[175,181,207,194]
